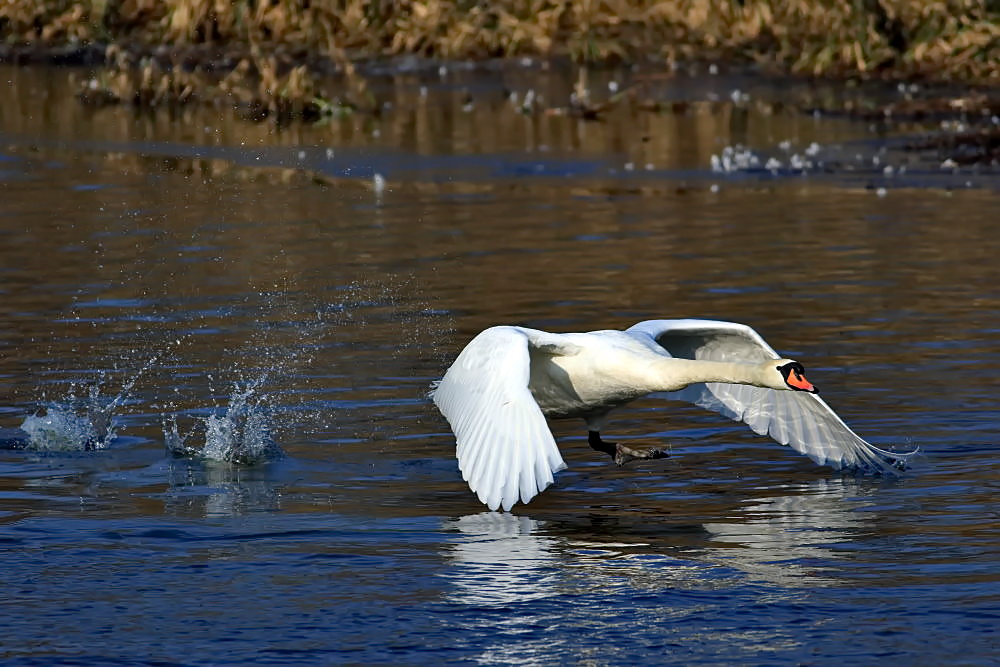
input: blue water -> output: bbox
[1,65,999,665]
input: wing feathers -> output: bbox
[431,326,567,511]
[635,319,916,474]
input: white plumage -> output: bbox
[431,319,916,511]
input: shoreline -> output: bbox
[3,2,1000,167]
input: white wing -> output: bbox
[430,326,571,511]
[627,319,916,473]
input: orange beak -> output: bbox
[787,372,817,393]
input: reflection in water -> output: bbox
[438,484,876,662]
[444,513,564,665]
[445,512,559,606]
[446,479,874,605]
[703,478,873,587]
[165,458,282,518]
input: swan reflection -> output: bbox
[442,512,570,665]
[444,512,560,607]
[444,478,876,602]
[702,477,876,586]
[441,481,876,662]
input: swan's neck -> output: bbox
[653,358,769,391]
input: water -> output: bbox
[1,64,999,664]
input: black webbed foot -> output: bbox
[612,442,669,466]
[588,431,669,466]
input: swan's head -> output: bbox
[771,359,818,394]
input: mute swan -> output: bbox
[431,319,915,511]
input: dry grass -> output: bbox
[3,1,1000,82]
[76,46,359,123]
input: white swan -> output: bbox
[431,318,916,511]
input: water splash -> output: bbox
[19,400,105,452]
[160,289,322,464]
[164,374,282,465]
[16,347,171,452]
[156,279,446,461]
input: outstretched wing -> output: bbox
[430,326,573,511]
[627,319,915,473]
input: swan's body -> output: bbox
[431,319,915,511]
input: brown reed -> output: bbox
[2,1,998,81]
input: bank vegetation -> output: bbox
[2,1,999,81]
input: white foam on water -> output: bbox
[20,404,103,451]
[19,379,117,452]
[16,341,183,452]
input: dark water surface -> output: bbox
[1,65,999,665]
